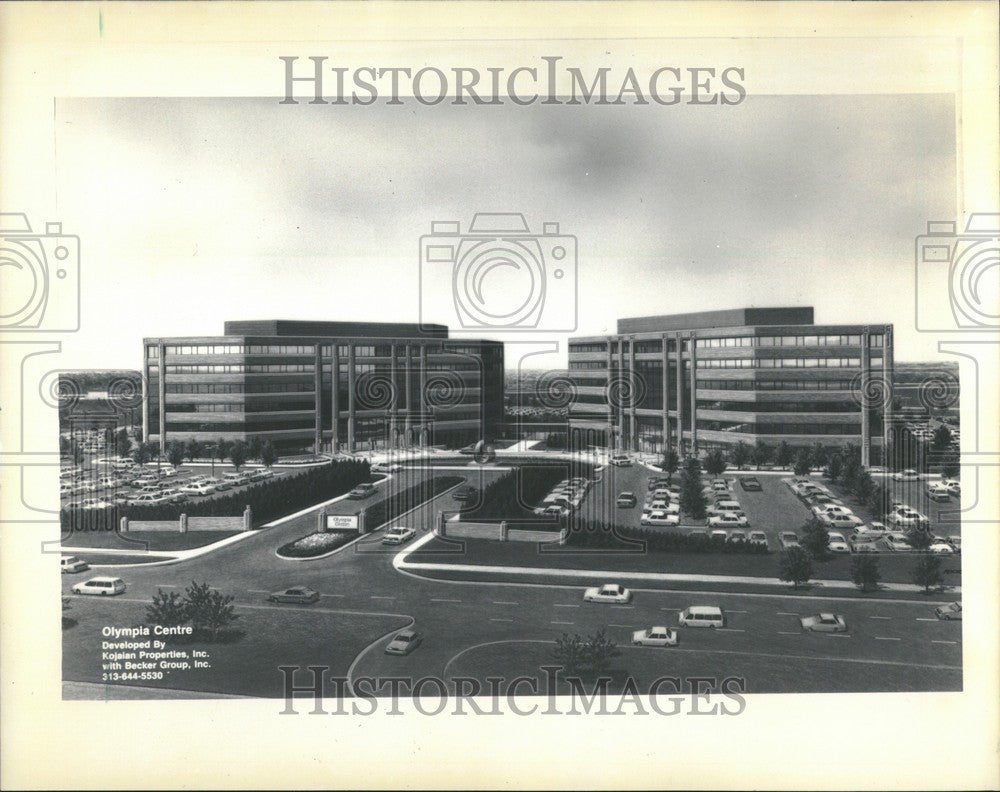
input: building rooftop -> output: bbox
[220,320,449,339]
[617,307,815,334]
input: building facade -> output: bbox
[143,320,504,453]
[567,308,894,466]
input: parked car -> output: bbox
[583,583,631,604]
[452,485,478,502]
[728,530,747,543]
[941,479,961,496]
[647,477,671,491]
[820,513,864,529]
[382,526,417,545]
[926,484,952,502]
[72,576,126,596]
[748,531,769,549]
[827,532,851,553]
[385,628,423,655]
[632,626,678,647]
[372,461,403,473]
[935,602,962,621]
[710,529,729,542]
[948,535,961,551]
[928,541,956,554]
[800,613,847,633]
[892,469,920,481]
[180,481,217,496]
[640,510,680,527]
[708,513,748,528]
[739,477,762,491]
[888,506,928,528]
[222,471,252,486]
[249,468,275,481]
[779,532,800,549]
[886,537,913,552]
[811,504,855,519]
[267,586,320,604]
[60,556,89,574]
[128,492,172,506]
[348,483,377,499]
[616,491,637,508]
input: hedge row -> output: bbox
[463,463,595,522]
[60,459,372,528]
[362,476,465,531]
[565,520,770,555]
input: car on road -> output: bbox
[348,483,377,499]
[708,513,748,528]
[61,556,89,574]
[583,583,632,604]
[827,531,851,553]
[640,510,680,527]
[609,454,631,467]
[632,626,678,647]
[779,532,800,549]
[382,526,417,545]
[372,461,403,473]
[892,468,920,481]
[800,613,847,633]
[385,628,423,655]
[926,483,952,502]
[748,531,768,549]
[267,586,320,604]
[616,491,637,508]
[739,477,762,492]
[678,605,725,628]
[452,485,478,503]
[935,602,962,621]
[71,576,126,596]
[941,479,961,496]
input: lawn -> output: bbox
[61,529,240,551]
[63,553,175,566]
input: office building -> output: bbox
[567,307,894,466]
[143,320,504,453]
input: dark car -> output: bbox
[616,491,637,508]
[385,628,423,655]
[348,483,376,499]
[453,485,478,502]
[740,477,762,492]
[266,587,320,604]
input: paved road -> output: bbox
[61,463,963,699]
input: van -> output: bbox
[711,500,743,514]
[678,606,725,628]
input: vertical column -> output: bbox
[628,336,637,452]
[157,341,166,448]
[313,345,322,453]
[688,332,698,457]
[404,345,413,445]
[860,329,871,468]
[617,339,626,451]
[142,347,150,442]
[605,339,615,451]
[419,344,428,447]
[674,332,684,457]
[389,343,398,449]
[882,326,895,468]
[661,333,670,454]
[347,344,356,453]
[331,344,340,453]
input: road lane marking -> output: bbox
[825,634,852,638]
[869,616,891,620]
[875,636,900,641]
[777,612,798,616]
[492,601,519,606]
[607,624,633,629]
[727,610,748,614]
[777,631,800,635]
[430,598,462,603]
[611,605,635,609]
[551,620,575,625]
[489,617,514,623]
[716,628,744,633]
[915,618,938,621]
[932,640,957,645]
[553,604,579,608]
[370,595,395,600]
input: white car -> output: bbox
[888,506,928,528]
[928,541,955,554]
[640,511,680,527]
[811,504,855,519]
[748,531,769,548]
[631,626,678,647]
[886,536,913,552]
[61,556,89,574]
[128,492,172,505]
[941,479,960,496]
[892,469,920,481]
[710,529,729,542]
[819,512,864,529]
[583,583,632,604]
[609,454,631,467]
[80,497,111,510]
[71,576,126,596]
[926,484,952,502]
[180,481,217,496]
[372,461,403,473]
[382,526,417,545]
[708,513,748,528]
[728,530,747,543]
[827,532,851,553]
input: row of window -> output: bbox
[149,343,493,360]
[568,334,885,356]
[166,401,317,413]
[697,379,855,391]
[696,400,860,413]
[165,364,316,374]
[696,357,865,370]
[696,420,861,436]
[166,383,312,394]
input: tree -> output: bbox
[229,441,247,472]
[752,441,773,471]
[166,441,185,470]
[71,442,85,466]
[585,628,621,677]
[855,470,875,505]
[261,440,278,469]
[810,442,829,470]
[730,441,750,471]
[824,453,843,483]
[850,556,882,592]
[679,457,708,520]
[776,441,794,470]
[912,555,944,593]
[247,436,264,461]
[800,518,831,560]
[778,546,813,588]
[145,589,190,627]
[907,527,932,550]
[115,427,131,457]
[134,441,152,466]
[704,449,727,477]
[932,425,952,453]
[185,581,239,640]
[215,439,231,467]
[660,450,680,483]
[792,450,812,477]
[553,632,587,676]
[841,453,863,494]
[184,439,203,463]
[941,453,960,480]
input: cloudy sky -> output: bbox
[54,94,955,368]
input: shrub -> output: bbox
[463,463,595,522]
[277,530,357,558]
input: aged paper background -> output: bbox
[1,1,997,789]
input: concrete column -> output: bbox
[389,343,398,449]
[419,344,428,447]
[313,345,322,453]
[688,332,698,457]
[179,513,188,534]
[347,344,356,452]
[605,339,615,450]
[628,335,637,452]
[860,329,871,468]
[331,345,340,453]
[142,349,150,443]
[404,345,413,444]
[157,342,166,447]
[661,333,670,453]
[882,326,895,468]
[617,339,626,451]
[675,332,685,458]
